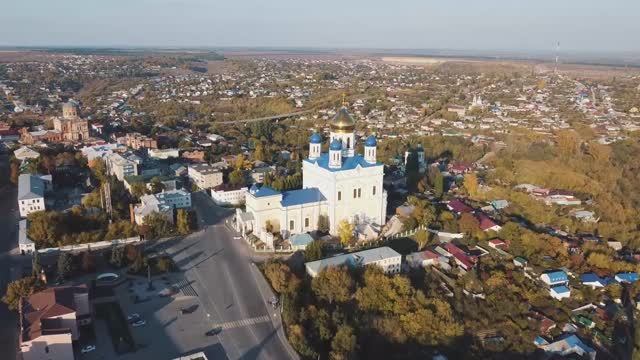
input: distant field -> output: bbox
[380,56,463,65]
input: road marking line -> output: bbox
[216,315,271,330]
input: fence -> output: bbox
[37,236,141,255]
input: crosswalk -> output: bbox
[174,278,198,297]
[217,315,271,330]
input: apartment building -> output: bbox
[18,174,52,217]
[188,163,223,190]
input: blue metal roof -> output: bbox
[280,188,325,207]
[365,135,377,147]
[615,272,639,283]
[544,270,568,283]
[304,153,381,172]
[551,285,570,294]
[329,139,342,151]
[250,185,281,198]
[290,233,314,246]
[309,133,322,144]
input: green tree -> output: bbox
[263,261,300,294]
[312,266,354,304]
[176,209,192,235]
[304,240,324,262]
[2,277,43,310]
[142,213,175,240]
[130,182,148,198]
[56,252,75,280]
[149,177,165,194]
[330,325,357,360]
[229,168,245,186]
[317,214,330,234]
[337,220,354,247]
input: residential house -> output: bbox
[534,334,596,360]
[210,184,247,206]
[181,150,206,163]
[18,174,51,218]
[580,273,612,288]
[19,285,91,360]
[13,146,40,161]
[133,190,191,225]
[406,250,440,268]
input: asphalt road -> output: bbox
[154,191,297,360]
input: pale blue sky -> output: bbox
[2,0,639,52]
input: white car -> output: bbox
[81,345,96,353]
[132,320,146,327]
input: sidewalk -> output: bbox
[248,262,299,360]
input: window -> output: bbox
[357,188,361,198]
[289,220,294,231]
[305,218,309,228]
[373,186,376,195]
[353,189,357,198]
[338,191,341,201]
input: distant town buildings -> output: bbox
[117,132,157,150]
[105,153,140,181]
[133,189,191,225]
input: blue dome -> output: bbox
[309,132,322,144]
[365,135,377,147]
[329,139,342,151]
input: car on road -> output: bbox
[205,327,222,336]
[132,320,146,327]
[81,345,96,353]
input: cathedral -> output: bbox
[236,105,387,246]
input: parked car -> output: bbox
[81,345,96,353]
[127,313,140,321]
[205,327,222,336]
[132,320,146,327]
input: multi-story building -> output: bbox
[20,128,63,145]
[188,164,223,190]
[18,174,51,218]
[304,246,402,277]
[105,153,140,181]
[118,133,158,150]
[19,285,91,360]
[133,189,191,225]
[52,102,90,142]
[210,184,248,206]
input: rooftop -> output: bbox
[303,153,381,172]
[305,246,400,275]
[18,174,48,200]
[281,188,326,207]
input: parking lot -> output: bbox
[78,272,227,360]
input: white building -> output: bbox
[236,105,387,242]
[210,185,247,206]
[18,174,51,218]
[148,148,180,160]
[305,246,401,277]
[80,143,126,162]
[105,152,140,181]
[13,146,40,161]
[18,219,35,254]
[188,164,223,190]
[133,190,191,225]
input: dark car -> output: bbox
[205,327,222,336]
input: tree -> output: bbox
[176,209,192,235]
[415,229,431,250]
[57,252,75,280]
[458,213,480,236]
[405,150,420,193]
[130,253,147,274]
[130,182,147,198]
[463,173,479,198]
[317,214,330,234]
[287,324,317,358]
[254,141,265,162]
[263,261,300,294]
[2,277,42,310]
[156,257,173,273]
[330,325,357,360]
[312,266,354,304]
[149,177,165,194]
[556,130,580,156]
[9,161,19,184]
[110,245,126,267]
[337,220,354,247]
[89,158,107,183]
[431,168,445,198]
[31,251,42,277]
[304,240,324,262]
[143,213,175,240]
[229,168,244,187]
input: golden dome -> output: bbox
[330,106,355,133]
